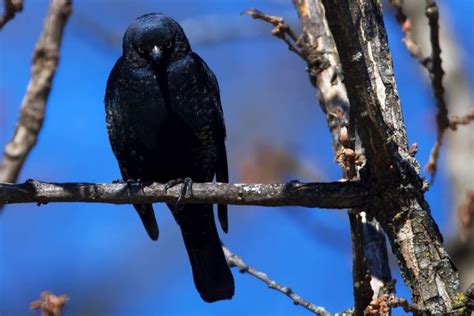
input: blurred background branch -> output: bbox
[0,0,71,184]
[0,0,23,29]
[291,1,394,313]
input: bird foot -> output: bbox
[165,177,193,212]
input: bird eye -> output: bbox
[165,41,172,49]
[137,47,145,54]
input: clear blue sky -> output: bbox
[1,1,473,315]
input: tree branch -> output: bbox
[0,179,368,209]
[243,8,305,60]
[223,246,333,315]
[449,108,474,131]
[388,0,430,68]
[0,0,23,29]
[348,213,373,314]
[0,0,72,184]
[321,0,465,313]
[291,1,393,312]
[245,3,394,312]
[424,0,449,180]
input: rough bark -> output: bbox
[292,1,393,312]
[0,179,368,209]
[321,0,465,314]
[0,0,72,183]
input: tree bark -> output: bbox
[0,179,368,209]
[292,1,394,313]
[321,0,465,314]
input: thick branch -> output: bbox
[291,0,393,311]
[321,0,465,313]
[0,180,368,208]
[0,0,72,183]
[0,0,23,29]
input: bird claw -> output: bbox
[165,177,193,212]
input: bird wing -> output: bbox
[105,57,161,240]
[167,52,229,233]
[191,53,229,234]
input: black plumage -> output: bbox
[105,13,234,302]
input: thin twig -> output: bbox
[0,0,72,184]
[0,179,369,208]
[223,246,334,315]
[0,0,23,29]
[243,8,305,60]
[389,0,452,181]
[423,0,449,180]
[388,0,430,67]
[449,108,474,130]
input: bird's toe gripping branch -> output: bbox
[165,177,193,211]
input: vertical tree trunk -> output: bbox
[321,0,465,313]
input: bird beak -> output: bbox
[150,46,162,65]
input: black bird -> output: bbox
[105,13,234,302]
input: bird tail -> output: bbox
[133,204,159,241]
[172,203,234,302]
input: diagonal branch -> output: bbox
[0,179,369,209]
[321,0,465,313]
[0,0,23,29]
[246,3,394,312]
[0,0,72,184]
[291,1,392,312]
[223,246,334,315]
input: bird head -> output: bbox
[122,13,190,68]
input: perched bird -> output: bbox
[105,13,234,302]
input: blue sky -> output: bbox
[1,1,473,315]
